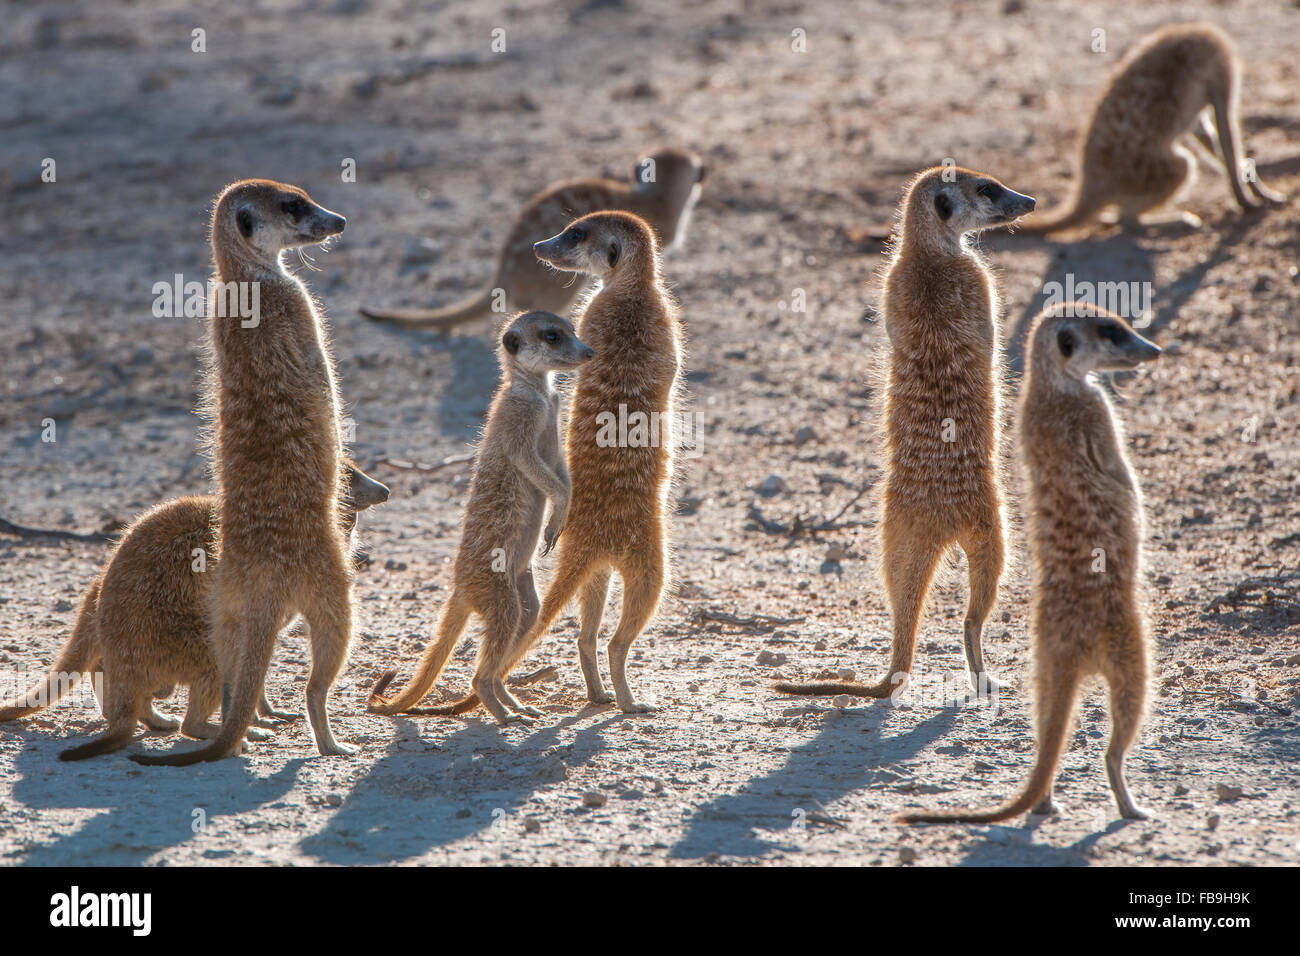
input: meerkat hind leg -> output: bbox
[1103,646,1151,820]
[473,590,536,725]
[577,567,614,704]
[607,554,664,714]
[875,518,947,697]
[141,705,180,733]
[302,588,358,756]
[958,524,1005,697]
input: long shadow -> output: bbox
[954,815,1138,866]
[668,704,960,860]
[6,724,302,866]
[299,711,608,864]
[365,327,498,440]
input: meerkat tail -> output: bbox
[400,665,558,716]
[895,677,1078,825]
[0,583,101,721]
[367,592,473,715]
[772,677,900,698]
[58,722,140,762]
[358,289,496,329]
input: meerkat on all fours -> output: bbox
[0,465,388,761]
[131,180,356,767]
[359,147,705,329]
[900,303,1160,823]
[430,212,683,719]
[1022,22,1285,236]
[777,167,1035,702]
[367,311,593,725]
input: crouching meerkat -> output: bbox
[434,212,682,718]
[367,311,593,724]
[1022,22,1285,236]
[0,465,388,761]
[900,303,1160,823]
[132,180,355,766]
[777,167,1035,701]
[359,147,705,329]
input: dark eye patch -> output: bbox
[280,197,307,218]
[1097,323,1127,345]
[977,182,1003,201]
[1057,329,1075,358]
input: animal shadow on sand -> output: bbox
[298,711,607,864]
[669,703,960,860]
[6,721,301,866]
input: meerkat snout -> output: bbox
[502,310,594,372]
[1051,305,1161,380]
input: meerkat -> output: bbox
[0,465,388,761]
[366,311,593,724]
[776,167,1035,702]
[1022,22,1285,236]
[358,147,705,329]
[900,303,1160,823]
[131,179,354,767]
[441,211,683,718]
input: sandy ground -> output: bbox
[0,0,1297,866]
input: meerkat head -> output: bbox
[633,147,707,200]
[340,461,390,533]
[213,179,346,264]
[500,310,594,376]
[1034,303,1161,384]
[532,211,658,282]
[904,167,1036,249]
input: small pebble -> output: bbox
[582,791,607,809]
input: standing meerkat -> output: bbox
[777,167,1035,701]
[900,303,1160,823]
[1022,22,1285,236]
[366,311,593,724]
[359,147,705,329]
[438,211,682,718]
[132,179,353,766]
[0,465,388,761]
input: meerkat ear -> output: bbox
[236,208,255,239]
[1057,328,1076,358]
[607,241,620,269]
[503,330,521,355]
[934,192,953,221]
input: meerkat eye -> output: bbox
[542,329,560,344]
[281,198,306,217]
[976,183,1002,201]
[1057,329,1076,358]
[1097,323,1126,346]
[570,227,587,242]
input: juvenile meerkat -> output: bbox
[366,311,593,724]
[1022,22,1285,236]
[900,303,1160,823]
[777,167,1035,701]
[132,180,354,767]
[503,211,681,716]
[359,147,705,329]
[0,466,388,761]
